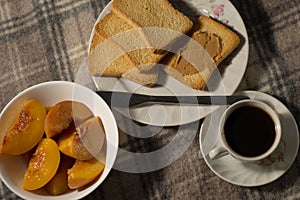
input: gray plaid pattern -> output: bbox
[0,0,299,199]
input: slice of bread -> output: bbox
[94,12,133,42]
[89,31,136,77]
[88,12,164,86]
[163,16,240,90]
[194,16,240,65]
[94,12,167,68]
[112,0,193,31]
[111,0,193,47]
[89,31,159,86]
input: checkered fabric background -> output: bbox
[0,0,299,199]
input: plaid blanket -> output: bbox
[0,0,299,199]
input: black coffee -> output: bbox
[224,106,276,157]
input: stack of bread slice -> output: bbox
[88,0,193,86]
[88,0,240,90]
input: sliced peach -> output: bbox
[23,138,60,191]
[67,158,105,189]
[0,99,46,155]
[45,155,75,195]
[44,101,93,138]
[57,117,105,160]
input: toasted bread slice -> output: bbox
[163,16,240,90]
[88,13,162,86]
[112,0,193,32]
[89,31,136,77]
[94,12,167,68]
[112,0,193,47]
[89,32,158,86]
[195,16,240,65]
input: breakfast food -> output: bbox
[111,0,193,37]
[88,0,241,90]
[23,138,60,191]
[44,101,93,138]
[0,99,46,155]
[89,29,136,77]
[67,157,105,189]
[88,0,193,86]
[45,155,74,195]
[0,99,106,195]
[92,12,167,66]
[89,12,165,86]
[57,116,105,160]
[163,16,240,89]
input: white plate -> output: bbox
[199,91,299,187]
[88,0,249,126]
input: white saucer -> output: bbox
[199,91,299,187]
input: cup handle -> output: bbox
[209,139,228,159]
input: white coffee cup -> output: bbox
[209,99,281,162]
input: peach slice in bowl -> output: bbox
[0,81,119,200]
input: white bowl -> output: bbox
[0,81,119,200]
